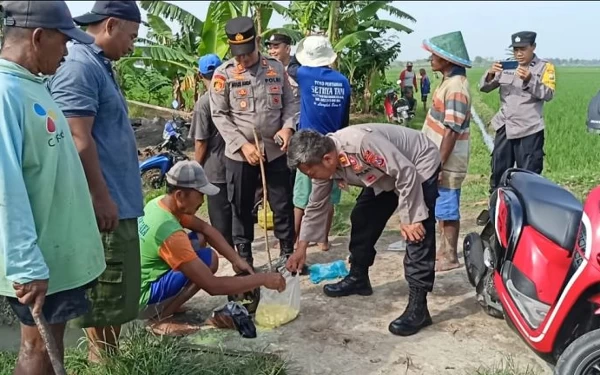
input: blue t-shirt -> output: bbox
[48,43,144,220]
[421,75,431,95]
[296,66,351,134]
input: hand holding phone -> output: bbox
[500,60,519,70]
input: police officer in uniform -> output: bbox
[266,33,299,99]
[209,17,299,270]
[480,31,556,193]
[285,124,442,337]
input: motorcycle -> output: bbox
[139,100,191,193]
[463,167,600,374]
[383,84,415,125]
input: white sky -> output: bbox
[66,1,600,61]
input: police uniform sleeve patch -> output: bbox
[362,150,386,168]
[338,152,351,167]
[541,63,556,90]
[213,74,227,92]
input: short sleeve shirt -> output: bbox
[188,93,226,184]
[47,42,144,220]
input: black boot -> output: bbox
[388,285,432,336]
[323,266,372,297]
[235,243,254,272]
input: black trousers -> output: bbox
[489,126,545,193]
[348,173,439,292]
[226,155,294,250]
[207,182,233,248]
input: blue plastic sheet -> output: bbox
[308,260,349,284]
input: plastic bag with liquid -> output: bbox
[255,271,300,328]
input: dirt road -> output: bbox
[185,208,553,375]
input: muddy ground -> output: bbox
[181,206,553,375]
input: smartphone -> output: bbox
[500,60,519,70]
[274,134,284,146]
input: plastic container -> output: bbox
[257,201,274,230]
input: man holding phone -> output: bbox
[480,31,556,193]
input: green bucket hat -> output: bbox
[423,31,472,68]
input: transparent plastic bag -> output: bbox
[255,271,300,328]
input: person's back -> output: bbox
[297,66,351,134]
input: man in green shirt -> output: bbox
[138,161,285,335]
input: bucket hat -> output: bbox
[422,31,472,68]
[296,35,337,68]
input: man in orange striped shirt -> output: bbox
[421,31,472,272]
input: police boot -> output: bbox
[323,266,372,297]
[235,243,254,272]
[388,285,432,336]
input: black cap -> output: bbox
[1,1,94,44]
[265,33,292,46]
[225,16,256,57]
[73,1,141,26]
[510,31,537,48]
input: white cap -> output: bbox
[295,35,337,68]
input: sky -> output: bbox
[65,1,600,61]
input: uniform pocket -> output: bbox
[231,86,255,112]
[266,84,283,109]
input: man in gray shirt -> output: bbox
[480,31,555,193]
[189,54,233,247]
[47,0,143,363]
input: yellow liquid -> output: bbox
[255,304,299,328]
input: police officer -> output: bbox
[480,31,556,193]
[266,33,299,98]
[209,16,299,271]
[285,124,442,337]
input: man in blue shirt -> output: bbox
[47,0,143,363]
[293,35,351,251]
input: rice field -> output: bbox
[387,65,600,200]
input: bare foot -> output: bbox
[147,319,202,337]
[435,258,462,272]
[318,242,330,251]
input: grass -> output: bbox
[388,65,600,202]
[0,325,289,375]
[472,357,540,375]
[467,66,600,200]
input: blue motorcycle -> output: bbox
[139,100,191,194]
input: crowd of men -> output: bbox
[0,1,556,373]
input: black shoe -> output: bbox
[323,269,373,297]
[388,286,432,336]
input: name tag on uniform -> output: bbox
[231,80,251,88]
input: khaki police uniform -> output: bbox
[209,17,299,265]
[480,31,556,192]
[300,124,441,292]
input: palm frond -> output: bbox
[381,4,416,23]
[139,1,204,34]
[359,19,413,34]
